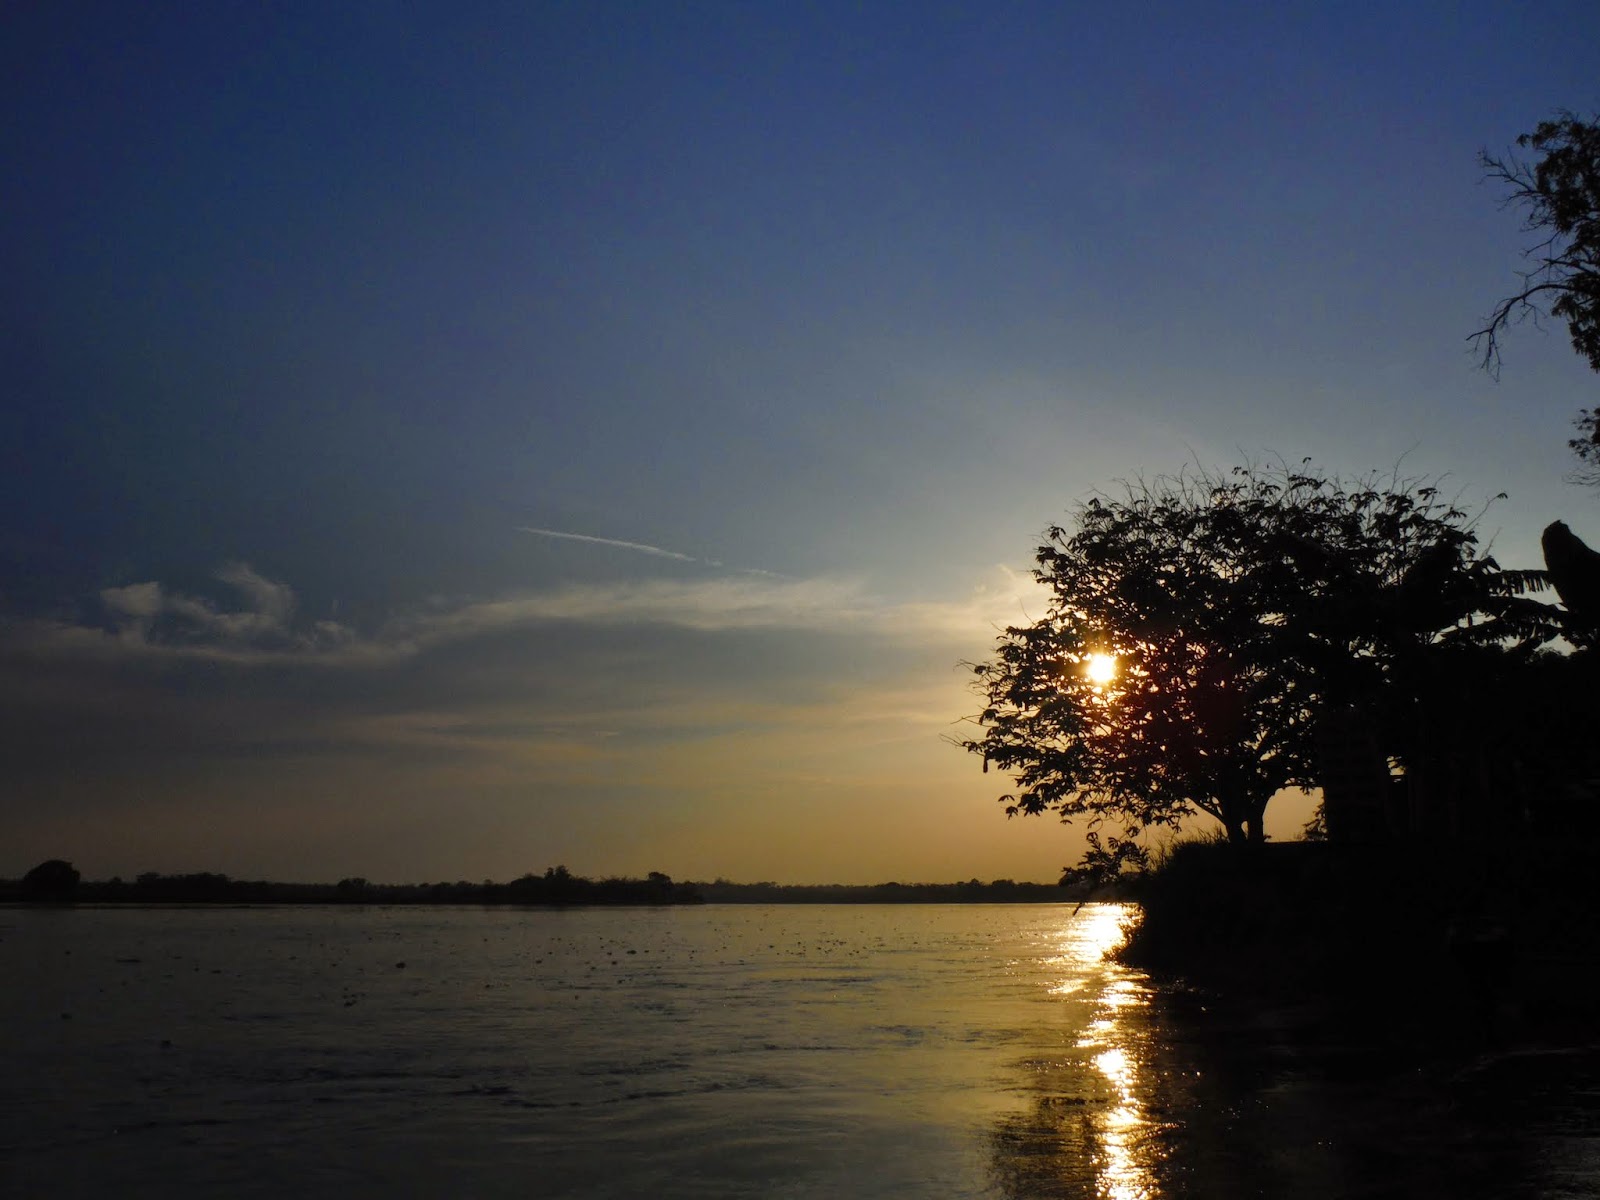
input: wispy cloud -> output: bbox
[372,567,1046,653]
[7,561,1045,671]
[92,564,355,659]
[386,576,868,647]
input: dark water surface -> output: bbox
[3,903,1596,1197]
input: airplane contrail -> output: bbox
[515,527,701,563]
[515,526,784,578]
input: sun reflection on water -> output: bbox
[1068,904,1160,1200]
[1089,1045,1152,1199]
[989,904,1168,1198]
[1078,903,1133,958]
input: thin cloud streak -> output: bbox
[515,526,782,577]
[516,526,700,563]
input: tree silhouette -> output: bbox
[21,859,81,901]
[961,463,1556,873]
[1475,112,1600,478]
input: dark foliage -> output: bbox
[1542,520,1600,644]
[1123,809,1600,1046]
[961,462,1560,875]
[20,859,80,901]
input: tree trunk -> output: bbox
[1217,790,1252,846]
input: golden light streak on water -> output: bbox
[1077,902,1133,959]
[1059,903,1159,1200]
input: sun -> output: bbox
[1085,653,1117,686]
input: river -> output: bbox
[3,903,1596,1197]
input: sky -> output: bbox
[4,2,1598,884]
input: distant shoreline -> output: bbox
[5,868,1084,907]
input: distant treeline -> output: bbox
[6,862,1073,906]
[4,864,703,906]
[689,879,1071,903]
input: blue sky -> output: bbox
[4,2,1598,882]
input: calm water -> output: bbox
[3,903,1597,1198]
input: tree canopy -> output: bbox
[961,463,1557,877]
[1476,112,1600,475]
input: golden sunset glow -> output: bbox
[1086,653,1117,686]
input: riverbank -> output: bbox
[1121,837,1600,1059]
[1117,841,1600,1194]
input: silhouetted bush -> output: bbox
[20,859,80,902]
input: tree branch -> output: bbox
[1468,280,1577,376]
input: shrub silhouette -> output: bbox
[21,859,80,902]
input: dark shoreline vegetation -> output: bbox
[1116,832,1600,1063]
[4,862,1074,906]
